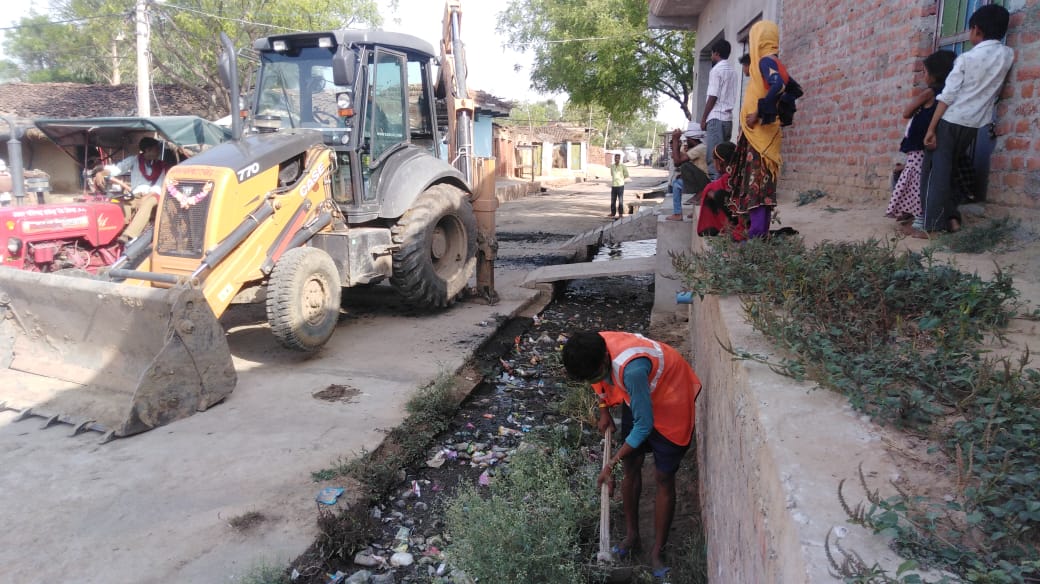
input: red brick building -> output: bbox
[650,0,1039,210]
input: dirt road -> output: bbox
[0,166,668,584]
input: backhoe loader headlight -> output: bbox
[7,237,22,255]
[337,92,354,117]
[318,37,334,49]
[272,40,288,52]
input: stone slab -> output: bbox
[520,256,656,287]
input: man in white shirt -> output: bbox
[699,40,738,180]
[94,137,169,242]
[917,4,1014,235]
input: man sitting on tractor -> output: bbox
[93,137,169,243]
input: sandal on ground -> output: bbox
[898,223,930,239]
[611,543,638,559]
[653,566,671,580]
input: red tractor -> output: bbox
[0,116,230,274]
[0,201,127,273]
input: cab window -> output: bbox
[365,49,408,160]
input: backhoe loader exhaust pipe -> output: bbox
[0,268,235,439]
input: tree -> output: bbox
[616,117,668,149]
[497,0,696,121]
[507,99,561,127]
[0,13,114,83]
[1,0,390,117]
[150,0,390,116]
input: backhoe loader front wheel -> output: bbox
[390,184,477,309]
[266,247,342,352]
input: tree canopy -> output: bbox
[506,99,562,127]
[1,0,391,117]
[497,0,696,121]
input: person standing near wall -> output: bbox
[885,50,956,224]
[727,20,787,239]
[915,4,1014,236]
[700,40,738,181]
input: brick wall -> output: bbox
[779,0,1040,210]
[991,1,1040,207]
[588,145,606,167]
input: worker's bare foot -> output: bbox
[650,550,669,576]
[664,214,683,221]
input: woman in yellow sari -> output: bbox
[726,20,787,238]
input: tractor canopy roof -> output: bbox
[34,116,231,152]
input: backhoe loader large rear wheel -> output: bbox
[266,247,342,352]
[390,184,477,308]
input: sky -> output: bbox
[382,0,563,107]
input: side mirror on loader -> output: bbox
[217,35,234,89]
[332,44,356,88]
[217,32,243,141]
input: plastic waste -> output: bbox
[316,487,345,505]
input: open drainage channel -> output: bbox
[290,256,705,584]
[589,238,657,263]
[457,269,703,582]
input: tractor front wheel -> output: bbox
[266,247,342,352]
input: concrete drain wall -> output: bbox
[673,232,916,583]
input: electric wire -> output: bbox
[0,12,129,31]
[157,3,305,33]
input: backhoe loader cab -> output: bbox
[249,31,456,203]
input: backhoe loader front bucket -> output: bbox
[0,269,236,438]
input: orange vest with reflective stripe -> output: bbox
[592,332,701,446]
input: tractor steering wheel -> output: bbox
[311,108,339,127]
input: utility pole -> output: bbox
[111,31,124,86]
[603,116,610,150]
[136,0,151,116]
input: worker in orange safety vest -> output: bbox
[562,331,702,579]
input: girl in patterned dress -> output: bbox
[886,50,956,222]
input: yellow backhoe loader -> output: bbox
[0,1,496,439]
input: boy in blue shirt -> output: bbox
[915,4,1014,236]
